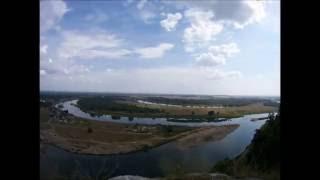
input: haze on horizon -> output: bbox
[40,0,280,96]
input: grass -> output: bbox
[40,108,52,130]
[40,106,198,154]
[40,107,50,123]
[76,101,276,120]
[136,102,276,119]
[75,96,277,120]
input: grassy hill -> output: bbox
[211,111,280,180]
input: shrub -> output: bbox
[208,110,215,116]
[211,158,232,174]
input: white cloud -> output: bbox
[74,49,132,60]
[40,67,245,95]
[135,43,174,59]
[208,43,240,57]
[40,69,47,76]
[228,1,266,29]
[259,1,280,33]
[40,0,69,33]
[40,44,48,54]
[160,13,182,31]
[137,0,148,10]
[58,30,131,60]
[63,64,92,75]
[206,69,242,80]
[196,43,240,67]
[106,68,113,72]
[140,10,156,24]
[196,53,226,66]
[244,1,266,25]
[183,8,223,52]
[84,11,108,23]
[136,0,157,24]
[171,0,266,29]
[48,58,53,63]
[63,68,69,75]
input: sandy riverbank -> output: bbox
[176,125,240,149]
[40,119,239,155]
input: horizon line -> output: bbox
[40,90,280,97]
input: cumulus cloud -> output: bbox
[160,13,183,31]
[40,69,47,76]
[260,1,280,33]
[196,53,226,66]
[58,30,131,60]
[135,43,174,59]
[209,43,240,57]
[40,44,48,54]
[40,0,69,33]
[136,0,158,24]
[196,43,240,66]
[183,8,223,52]
[170,0,266,29]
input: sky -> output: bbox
[40,0,280,96]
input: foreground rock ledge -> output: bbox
[109,173,262,180]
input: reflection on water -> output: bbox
[41,102,268,179]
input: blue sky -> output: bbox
[40,0,280,96]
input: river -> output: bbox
[40,100,269,179]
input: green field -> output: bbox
[75,96,278,119]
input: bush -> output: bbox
[141,144,149,152]
[245,113,280,170]
[77,96,163,114]
[161,125,173,135]
[111,115,121,120]
[87,127,93,133]
[211,158,232,174]
[208,110,215,116]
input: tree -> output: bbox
[208,110,215,116]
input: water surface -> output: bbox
[57,100,248,127]
[41,101,268,179]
